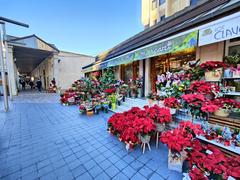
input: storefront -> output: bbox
[82,1,240,97]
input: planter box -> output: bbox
[205,68,222,81]
[168,150,186,172]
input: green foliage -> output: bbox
[99,68,116,90]
[224,54,240,67]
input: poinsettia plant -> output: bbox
[213,97,238,110]
[133,117,156,136]
[200,61,227,71]
[164,97,181,109]
[189,80,220,96]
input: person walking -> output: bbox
[22,80,26,90]
[29,81,34,90]
[36,79,42,92]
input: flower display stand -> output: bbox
[138,134,151,154]
[155,123,165,148]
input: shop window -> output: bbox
[159,0,165,5]
[228,45,240,56]
[160,15,165,21]
[152,0,157,10]
[190,0,198,6]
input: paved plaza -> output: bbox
[0,92,182,180]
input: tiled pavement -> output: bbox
[0,92,182,180]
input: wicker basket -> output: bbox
[214,108,229,117]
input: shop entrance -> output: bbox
[120,61,139,82]
[150,51,196,92]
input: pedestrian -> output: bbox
[36,79,42,92]
[22,80,26,90]
[29,81,34,90]
[51,78,56,86]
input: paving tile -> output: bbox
[112,172,129,180]
[114,160,128,170]
[83,159,97,170]
[149,173,165,180]
[131,172,147,180]
[76,172,93,180]
[88,165,103,177]
[122,166,137,178]
[139,166,154,178]
[130,160,144,171]
[98,159,112,169]
[95,172,110,180]
[105,165,120,178]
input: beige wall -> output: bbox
[196,42,224,63]
[55,51,95,91]
[142,0,191,27]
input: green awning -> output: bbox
[83,30,198,73]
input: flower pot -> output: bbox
[214,108,229,117]
[170,108,177,115]
[111,103,117,110]
[123,96,126,102]
[148,99,153,106]
[87,110,94,116]
[155,123,165,132]
[138,88,142,98]
[138,134,151,144]
[168,150,185,173]
[204,68,222,81]
[224,68,233,78]
[158,100,164,107]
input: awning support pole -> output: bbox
[0,26,9,111]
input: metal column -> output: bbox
[0,26,9,111]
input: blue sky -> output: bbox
[0,0,143,56]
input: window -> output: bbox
[152,0,157,10]
[160,15,165,21]
[190,0,198,6]
[159,0,165,5]
[228,45,240,56]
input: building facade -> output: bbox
[142,0,200,28]
[2,34,95,96]
[82,0,240,97]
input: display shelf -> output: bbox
[223,92,240,96]
[209,115,240,129]
[197,135,240,155]
[222,77,240,80]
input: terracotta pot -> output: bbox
[87,110,94,116]
[214,108,229,117]
[205,68,222,81]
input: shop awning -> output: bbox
[83,31,198,73]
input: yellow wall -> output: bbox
[142,0,191,27]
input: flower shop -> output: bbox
[60,68,144,115]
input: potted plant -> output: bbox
[164,97,181,114]
[145,105,171,132]
[224,54,240,77]
[79,104,86,114]
[200,61,227,81]
[221,127,232,146]
[109,94,117,110]
[213,97,237,117]
[133,117,155,144]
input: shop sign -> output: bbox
[83,31,198,73]
[199,13,240,46]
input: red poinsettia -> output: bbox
[104,88,116,94]
[200,61,227,71]
[213,97,238,109]
[164,97,181,109]
[201,101,219,113]
[189,80,220,95]
[133,117,156,135]
[145,105,172,124]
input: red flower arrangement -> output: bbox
[188,142,240,180]
[200,61,227,71]
[104,88,116,94]
[213,97,238,109]
[189,81,220,95]
[201,101,219,113]
[144,105,172,124]
[164,97,181,109]
[160,121,203,152]
[133,117,156,135]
